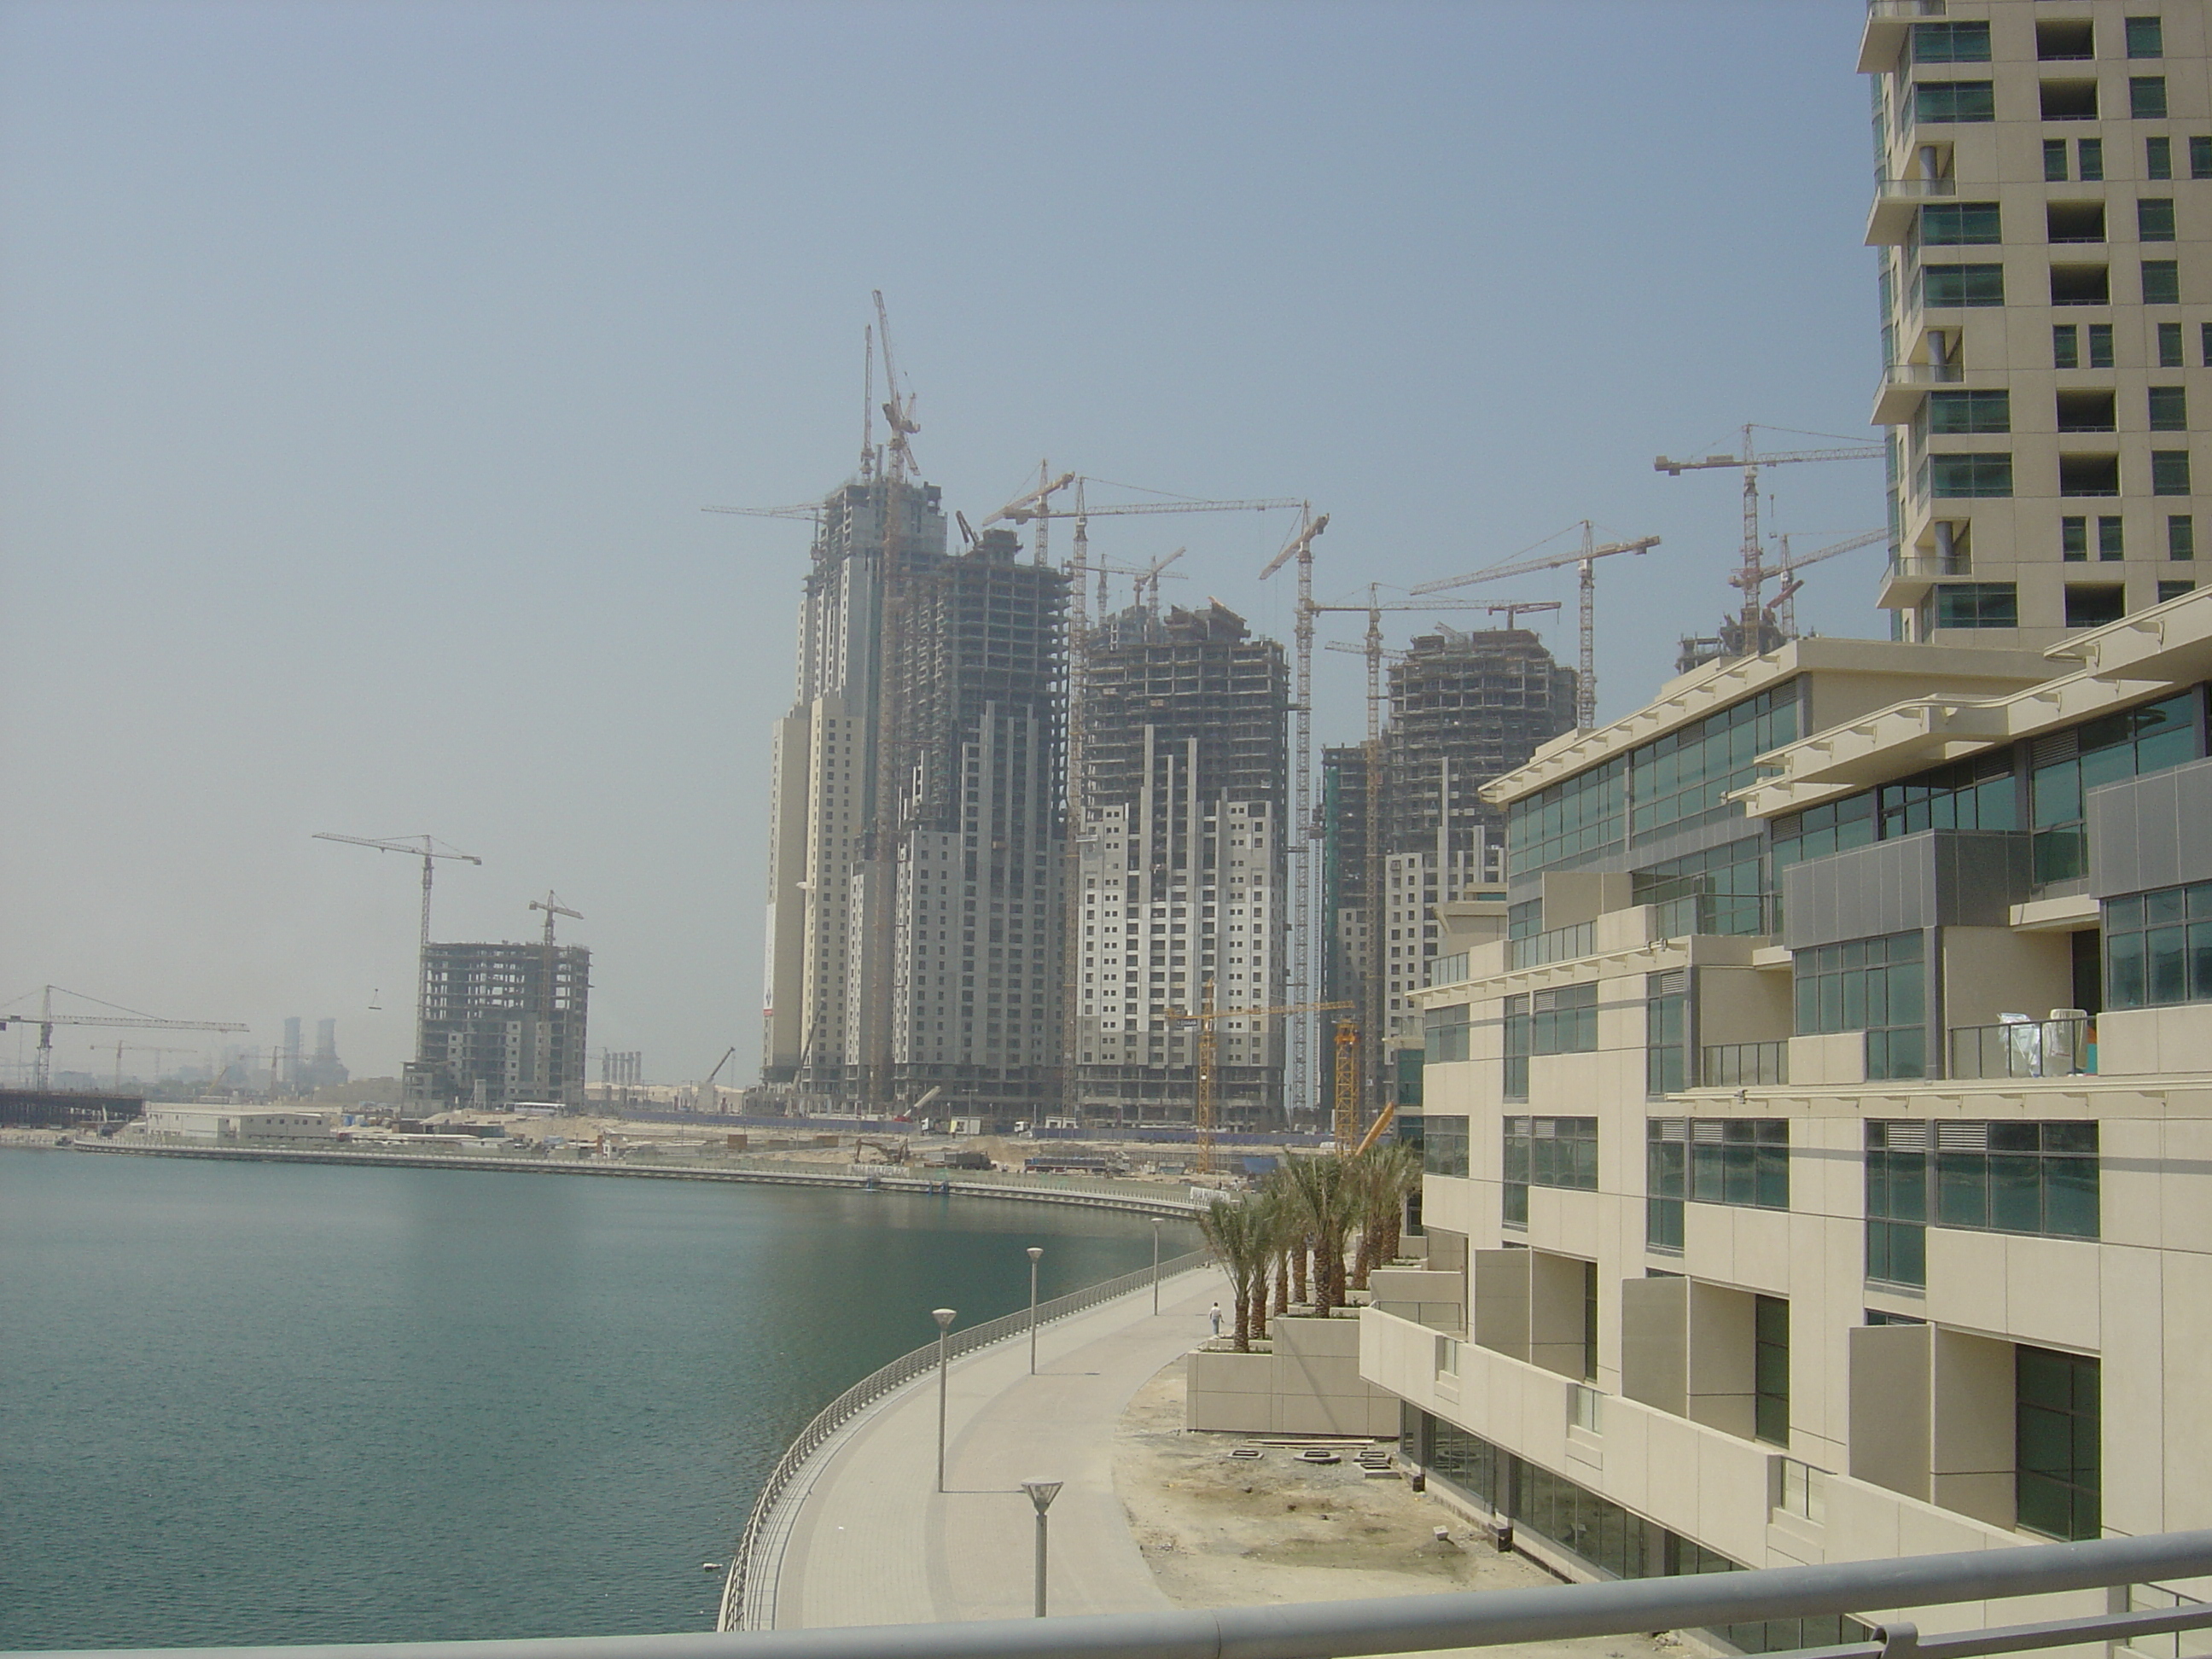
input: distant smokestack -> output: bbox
[315,1019,337,1062]
[283,1017,303,1089]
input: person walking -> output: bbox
[1209,1301,1222,1336]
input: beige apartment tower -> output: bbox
[1867,0,2207,643]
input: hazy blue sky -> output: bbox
[3,0,1886,1086]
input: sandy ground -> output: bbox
[1113,1358,1679,1659]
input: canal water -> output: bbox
[0,1150,1190,1649]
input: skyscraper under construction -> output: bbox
[760,470,1068,1119]
[1324,625,1575,1076]
[1072,601,1290,1128]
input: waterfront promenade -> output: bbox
[765,1264,1225,1627]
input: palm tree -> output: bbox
[1349,1140,1423,1289]
[1197,1196,1266,1351]
[1278,1151,1359,1313]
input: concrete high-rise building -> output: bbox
[759,474,948,1097]
[299,1018,348,1091]
[889,527,1068,1119]
[1866,3,2208,643]
[1322,628,1576,1105]
[1071,602,1289,1128]
[407,941,589,1109]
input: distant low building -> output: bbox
[146,1106,336,1142]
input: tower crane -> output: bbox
[312,833,482,1068]
[1412,524,1662,731]
[872,288,921,480]
[1155,987,1351,1173]
[1485,601,1563,631]
[527,892,582,1106]
[987,478,1303,1124]
[700,503,825,526]
[1257,511,1329,1125]
[1764,528,1889,637]
[2,987,246,1092]
[1654,426,1883,648]
[1315,589,1516,1112]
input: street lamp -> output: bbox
[1027,1246,1043,1374]
[933,1307,957,1493]
[1021,1478,1062,1617]
[1150,1217,1161,1314]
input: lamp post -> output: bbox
[1021,1479,1062,1617]
[933,1307,957,1493]
[1027,1246,1043,1374]
[1150,1217,1161,1314]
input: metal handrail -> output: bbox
[719,1248,1215,1631]
[23,1526,2212,1659]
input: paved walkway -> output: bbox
[770,1265,1230,1627]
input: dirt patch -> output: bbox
[1112,1358,1680,1659]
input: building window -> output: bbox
[1647,1122,1686,1252]
[1916,81,1995,124]
[2053,325,2080,369]
[1795,932,1925,1080]
[2194,137,2212,180]
[2126,15,2164,56]
[2017,1348,2101,1541]
[1912,20,1989,62]
[1530,982,1597,1055]
[2132,77,2169,119]
[1646,970,1686,1097]
[2063,517,2089,562]
[2051,265,2111,306]
[2160,580,2195,602]
[2079,137,2104,181]
[2099,516,2125,560]
[2146,137,2174,180]
[2105,880,2212,1008]
[2065,585,2126,627]
[2139,199,2178,243]
[1932,581,2018,629]
[2151,386,2189,431]
[2162,321,2186,367]
[1866,1121,1929,1288]
[1929,389,2010,433]
[2059,453,2121,496]
[2171,515,2196,559]
[1423,1000,1470,1062]
[2089,323,2115,367]
[2032,690,2201,884]
[1648,1116,1791,1212]
[1936,1121,2100,1237]
[2045,138,2069,182]
[1422,1113,1469,1179]
[1503,993,1530,1101]
[2154,451,2193,495]
[1920,201,2001,245]
[1930,453,2013,497]
[1503,1116,1598,1225]
[1920,263,2005,307]
[1754,1296,1790,1447]
[2144,260,2181,306]
[2041,79,2098,121]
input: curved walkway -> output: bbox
[767,1265,1227,1627]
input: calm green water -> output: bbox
[0,1150,1189,1650]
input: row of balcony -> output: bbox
[1696,1017,2094,1091]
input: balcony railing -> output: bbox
[1868,0,1946,16]
[1882,361,1963,390]
[38,1527,2212,1659]
[1507,921,1595,970]
[1650,891,1778,940]
[1875,174,1957,201]
[1426,952,1470,989]
[1702,1041,1789,1088]
[1884,550,1971,585]
[1948,1016,2096,1080]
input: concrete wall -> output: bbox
[1941,928,2075,1032]
[1368,1266,1466,1334]
[1185,1313,1400,1435]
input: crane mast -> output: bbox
[311,832,481,1074]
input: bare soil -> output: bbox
[1112,1358,1680,1659]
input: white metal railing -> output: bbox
[719,1248,1214,1631]
[28,1527,2212,1659]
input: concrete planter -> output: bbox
[1185,1313,1400,1435]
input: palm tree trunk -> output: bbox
[1273,1249,1290,1314]
[1232,1280,1251,1351]
[1353,1225,1375,1292]
[1291,1239,1309,1306]
[1249,1263,1269,1341]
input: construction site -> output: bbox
[737,295,1784,1167]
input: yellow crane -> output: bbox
[1155,987,1351,1173]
